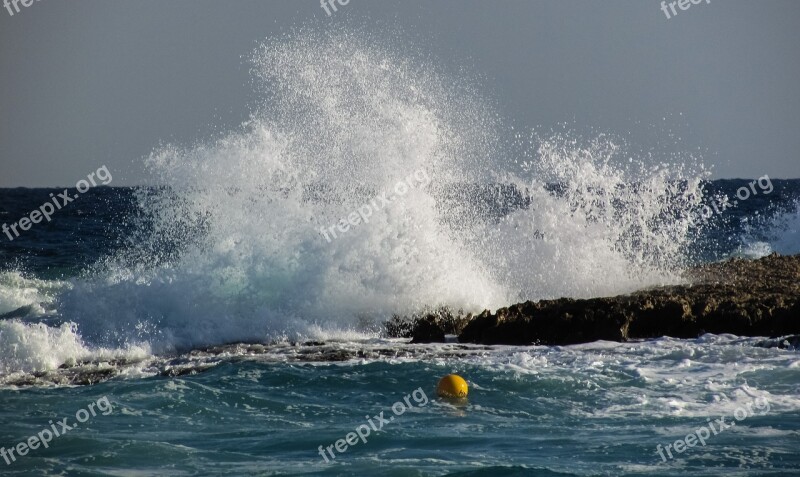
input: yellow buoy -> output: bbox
[437,374,468,398]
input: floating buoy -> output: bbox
[437,374,468,398]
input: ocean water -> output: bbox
[1,28,800,476]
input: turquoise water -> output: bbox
[1,338,798,476]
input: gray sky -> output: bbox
[1,0,799,186]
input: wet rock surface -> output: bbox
[456,253,800,345]
[385,307,473,343]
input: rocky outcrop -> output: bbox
[398,253,800,346]
[385,307,472,343]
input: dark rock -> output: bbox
[385,314,416,338]
[411,316,446,343]
[754,335,800,350]
[386,307,472,343]
[458,253,800,346]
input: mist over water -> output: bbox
[4,28,713,368]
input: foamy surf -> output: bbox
[738,199,800,258]
[0,28,705,371]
